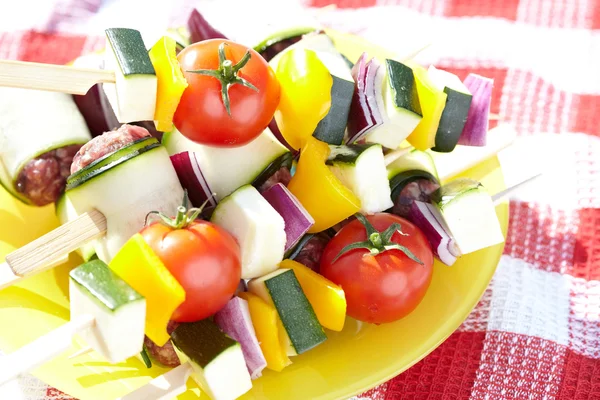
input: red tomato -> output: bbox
[140,219,241,322]
[320,213,433,324]
[174,39,280,147]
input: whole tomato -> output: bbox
[140,203,241,322]
[320,213,433,324]
[174,39,280,147]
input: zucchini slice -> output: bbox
[248,269,327,355]
[387,149,440,202]
[162,127,290,201]
[0,88,91,204]
[364,60,422,150]
[171,320,252,400]
[103,28,157,123]
[427,66,473,153]
[66,144,184,263]
[211,185,286,279]
[69,260,146,363]
[327,143,393,214]
[431,178,504,254]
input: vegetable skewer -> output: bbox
[0,127,515,291]
[110,165,539,400]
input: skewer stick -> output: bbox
[0,209,106,290]
[117,363,194,400]
[0,60,114,95]
[0,314,94,386]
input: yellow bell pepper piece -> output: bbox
[280,260,346,331]
[406,65,447,151]
[273,48,332,150]
[287,136,361,233]
[238,292,291,372]
[148,36,188,132]
[109,233,185,346]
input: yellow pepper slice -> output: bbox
[273,48,332,150]
[280,260,347,332]
[238,292,291,372]
[406,64,447,151]
[287,136,361,233]
[108,233,185,346]
[148,36,188,132]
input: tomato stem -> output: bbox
[145,190,214,230]
[185,42,259,116]
[331,213,424,265]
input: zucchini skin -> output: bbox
[105,28,156,76]
[432,87,473,153]
[313,76,355,146]
[66,138,159,190]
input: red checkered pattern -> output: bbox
[1,0,599,399]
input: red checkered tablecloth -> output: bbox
[1,0,599,399]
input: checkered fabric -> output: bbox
[0,0,599,399]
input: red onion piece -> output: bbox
[214,297,267,380]
[458,74,493,147]
[261,183,314,251]
[187,8,227,44]
[347,53,383,143]
[170,152,216,208]
[408,200,461,266]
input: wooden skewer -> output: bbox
[117,363,193,400]
[0,209,106,290]
[0,60,114,95]
[0,314,95,386]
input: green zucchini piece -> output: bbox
[105,28,155,76]
[427,66,473,153]
[363,60,422,150]
[313,75,354,146]
[67,137,157,185]
[69,259,146,363]
[431,178,504,254]
[387,59,422,116]
[66,145,184,262]
[254,27,316,54]
[70,259,143,311]
[138,347,152,368]
[66,138,160,190]
[387,149,440,202]
[104,28,157,123]
[162,127,289,201]
[327,143,393,214]
[248,269,327,355]
[386,149,439,180]
[171,320,252,400]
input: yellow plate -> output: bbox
[0,32,508,400]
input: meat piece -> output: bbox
[392,179,440,218]
[144,320,181,367]
[258,166,292,192]
[293,233,330,273]
[70,124,151,174]
[15,144,82,206]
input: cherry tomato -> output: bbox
[140,216,241,323]
[320,213,433,324]
[173,39,280,147]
